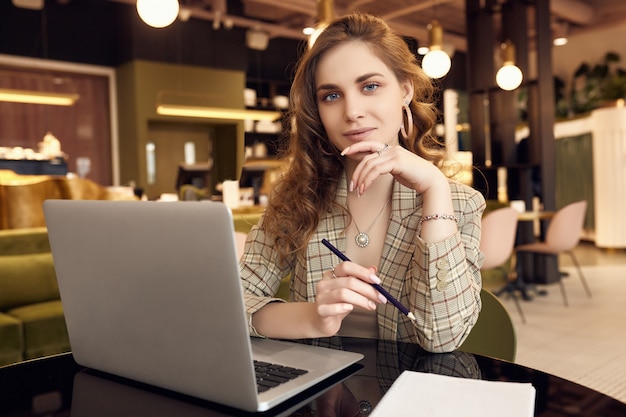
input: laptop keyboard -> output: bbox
[254,360,309,393]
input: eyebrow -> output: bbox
[316,72,384,92]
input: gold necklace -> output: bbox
[349,198,390,248]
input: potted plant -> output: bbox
[567,52,626,116]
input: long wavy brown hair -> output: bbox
[263,13,445,263]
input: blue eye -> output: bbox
[323,92,340,102]
[363,83,379,92]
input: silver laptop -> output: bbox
[43,199,363,413]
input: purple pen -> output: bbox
[321,238,416,322]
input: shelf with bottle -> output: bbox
[244,132,286,159]
[243,82,290,160]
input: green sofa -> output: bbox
[0,227,70,366]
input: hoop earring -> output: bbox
[400,101,414,140]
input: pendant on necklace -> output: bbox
[355,232,370,248]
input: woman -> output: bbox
[240,13,485,353]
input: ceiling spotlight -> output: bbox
[421,20,451,79]
[246,28,269,51]
[136,0,179,28]
[496,40,523,91]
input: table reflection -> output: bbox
[1,338,625,417]
[296,338,481,416]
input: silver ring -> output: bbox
[331,267,337,279]
[376,143,389,157]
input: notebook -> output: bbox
[43,199,363,413]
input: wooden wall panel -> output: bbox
[0,67,112,185]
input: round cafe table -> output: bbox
[0,337,623,417]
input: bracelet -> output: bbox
[418,213,458,226]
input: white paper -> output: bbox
[370,371,536,417]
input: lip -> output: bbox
[342,127,375,141]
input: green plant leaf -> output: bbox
[605,52,621,63]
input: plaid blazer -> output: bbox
[240,176,485,353]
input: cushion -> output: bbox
[0,227,50,255]
[0,253,59,310]
[8,300,70,360]
[0,312,23,366]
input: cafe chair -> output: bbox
[178,184,211,201]
[514,200,591,307]
[480,207,526,324]
[459,288,517,362]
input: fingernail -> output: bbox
[378,294,388,304]
[341,146,350,156]
[343,303,354,312]
[368,301,377,310]
[369,274,381,284]
[349,180,354,192]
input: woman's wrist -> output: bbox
[421,178,453,210]
[419,179,457,242]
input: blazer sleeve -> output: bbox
[408,182,485,352]
[239,218,289,337]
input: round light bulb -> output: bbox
[422,49,451,79]
[496,63,523,91]
[136,0,179,28]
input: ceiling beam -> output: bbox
[379,0,457,22]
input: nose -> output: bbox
[343,93,363,121]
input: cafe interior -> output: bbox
[1,0,626,411]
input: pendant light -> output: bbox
[496,40,523,91]
[308,0,334,48]
[553,22,569,46]
[421,20,451,79]
[136,0,180,28]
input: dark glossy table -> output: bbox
[0,338,624,417]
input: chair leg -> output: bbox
[512,255,534,301]
[509,288,527,324]
[567,250,592,298]
[492,264,527,324]
[493,266,512,296]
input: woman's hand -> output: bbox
[251,263,387,339]
[341,141,447,196]
[342,140,457,243]
[313,262,387,336]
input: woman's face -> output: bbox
[315,41,413,158]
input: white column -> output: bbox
[590,106,626,248]
[443,89,459,154]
